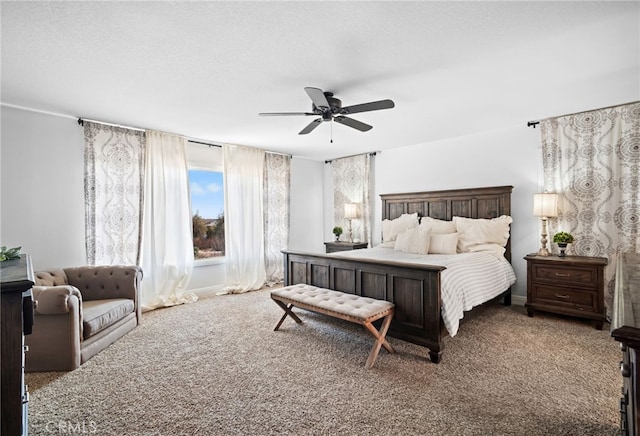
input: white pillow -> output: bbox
[453,215,512,253]
[428,233,459,254]
[419,216,456,234]
[382,213,419,242]
[394,228,430,255]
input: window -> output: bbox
[189,169,225,259]
[187,141,225,262]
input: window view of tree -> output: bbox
[189,169,224,259]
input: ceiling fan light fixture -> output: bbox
[260,86,395,135]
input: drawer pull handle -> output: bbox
[555,294,570,299]
[555,273,570,277]
[621,362,631,378]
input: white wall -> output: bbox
[289,157,325,252]
[0,105,325,292]
[1,106,86,269]
[323,125,543,302]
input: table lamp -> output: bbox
[344,203,359,243]
[533,193,559,256]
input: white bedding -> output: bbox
[331,246,517,336]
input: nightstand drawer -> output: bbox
[532,284,596,311]
[531,264,599,289]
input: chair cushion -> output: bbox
[82,298,135,339]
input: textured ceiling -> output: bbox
[2,1,638,160]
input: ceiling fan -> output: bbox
[259,87,395,135]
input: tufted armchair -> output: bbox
[25,265,142,372]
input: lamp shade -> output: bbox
[533,193,559,217]
[344,203,359,219]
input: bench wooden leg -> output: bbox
[363,311,395,369]
[272,300,303,331]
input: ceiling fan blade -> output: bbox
[340,99,395,115]
[299,118,323,135]
[333,116,372,132]
[304,87,330,109]
[259,112,316,116]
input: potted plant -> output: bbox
[332,226,343,242]
[0,246,21,262]
[552,232,574,257]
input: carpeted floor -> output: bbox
[26,288,621,435]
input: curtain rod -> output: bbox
[527,100,639,128]
[188,139,292,157]
[324,151,378,164]
[78,117,291,157]
[187,139,221,148]
[77,118,221,147]
[77,117,145,132]
[78,118,222,147]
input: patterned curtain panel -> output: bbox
[84,122,145,265]
[264,153,290,285]
[541,102,640,310]
[332,154,372,245]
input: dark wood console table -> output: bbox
[1,255,35,436]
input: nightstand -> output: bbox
[324,241,368,253]
[524,254,608,329]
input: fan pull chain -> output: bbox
[330,120,333,143]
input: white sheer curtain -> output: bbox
[223,144,266,293]
[332,154,372,245]
[140,131,196,311]
[83,122,145,265]
[264,153,290,285]
[541,102,640,311]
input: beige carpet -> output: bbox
[26,288,621,435]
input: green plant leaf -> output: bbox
[0,245,21,261]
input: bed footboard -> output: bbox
[283,250,446,363]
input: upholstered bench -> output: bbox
[271,284,395,369]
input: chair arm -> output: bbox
[26,286,82,371]
[32,285,83,315]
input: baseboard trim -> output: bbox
[190,285,225,299]
[511,295,526,306]
[191,285,528,306]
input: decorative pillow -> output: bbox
[419,216,456,234]
[382,213,419,242]
[428,233,459,254]
[453,215,512,253]
[394,228,430,255]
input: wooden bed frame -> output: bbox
[282,185,513,363]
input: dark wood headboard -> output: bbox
[380,185,513,261]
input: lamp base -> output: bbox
[537,217,551,256]
[536,247,551,256]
